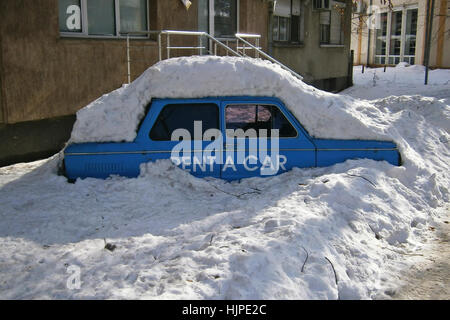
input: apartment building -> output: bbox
[0,0,353,165]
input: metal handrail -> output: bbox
[121,30,245,82]
[120,30,303,83]
[160,30,243,58]
[235,35,303,80]
[234,33,260,57]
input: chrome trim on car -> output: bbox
[65,147,397,156]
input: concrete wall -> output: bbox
[0,0,201,125]
[0,115,75,167]
[239,0,270,51]
[0,0,271,166]
[351,0,449,68]
[0,0,271,126]
[271,0,353,90]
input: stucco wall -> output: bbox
[1,0,157,123]
[0,0,272,125]
[271,0,352,83]
[239,0,270,51]
[0,0,202,124]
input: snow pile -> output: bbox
[70,56,394,143]
[0,63,448,300]
[343,64,450,100]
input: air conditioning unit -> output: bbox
[313,0,331,10]
[353,0,367,14]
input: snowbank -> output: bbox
[70,56,394,143]
[0,63,448,300]
[343,64,450,100]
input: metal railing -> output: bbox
[235,33,261,58]
[121,30,303,83]
[235,34,303,80]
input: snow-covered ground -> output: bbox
[0,62,448,299]
[344,62,450,100]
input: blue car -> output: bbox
[64,96,401,181]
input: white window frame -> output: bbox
[374,4,418,65]
[59,0,150,39]
[374,11,388,64]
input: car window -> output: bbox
[150,103,219,141]
[225,104,297,137]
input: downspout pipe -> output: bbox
[424,0,435,85]
[366,0,372,66]
[268,1,274,56]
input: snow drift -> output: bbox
[343,63,450,100]
[70,56,394,143]
[0,64,448,300]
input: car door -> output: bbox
[221,98,316,181]
[135,98,222,178]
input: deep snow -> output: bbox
[70,56,396,143]
[344,63,450,100]
[0,62,449,299]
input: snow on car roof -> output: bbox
[69,56,391,143]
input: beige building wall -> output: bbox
[0,0,172,124]
[0,0,269,125]
[429,0,450,66]
[271,0,353,91]
[351,0,449,68]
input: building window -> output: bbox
[313,0,330,10]
[375,12,387,64]
[87,0,116,36]
[119,0,148,33]
[273,0,303,43]
[319,1,345,45]
[374,7,418,65]
[58,0,148,37]
[388,10,402,64]
[214,0,238,38]
[319,11,331,44]
[273,16,289,41]
[198,0,239,39]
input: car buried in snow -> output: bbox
[63,96,401,181]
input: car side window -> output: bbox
[150,103,219,141]
[225,104,297,137]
